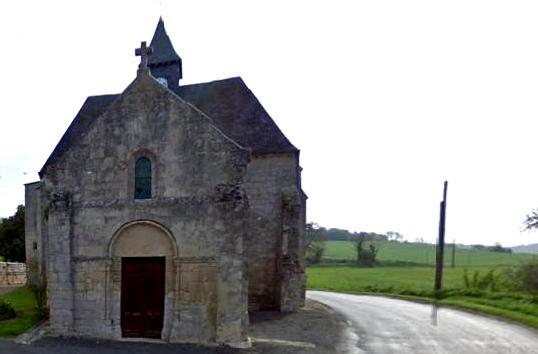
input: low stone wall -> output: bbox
[0,262,27,286]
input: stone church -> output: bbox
[24,18,306,346]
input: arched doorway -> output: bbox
[109,221,177,339]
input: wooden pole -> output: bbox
[434,181,448,293]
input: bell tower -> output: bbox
[148,18,183,90]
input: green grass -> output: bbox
[307,264,495,293]
[0,286,39,337]
[307,264,538,330]
[439,298,538,329]
[324,241,537,266]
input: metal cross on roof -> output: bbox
[135,41,153,69]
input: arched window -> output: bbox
[134,157,152,199]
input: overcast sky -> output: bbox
[1,0,538,246]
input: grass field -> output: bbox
[324,241,537,266]
[0,287,39,337]
[307,263,534,292]
[307,241,538,329]
[306,264,521,293]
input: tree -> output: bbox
[305,223,326,264]
[516,260,538,295]
[490,242,512,254]
[0,205,25,262]
[524,209,538,230]
[386,231,404,242]
[350,232,383,266]
[325,228,352,241]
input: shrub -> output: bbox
[517,260,538,296]
[462,268,499,291]
[306,241,325,264]
[29,283,48,320]
[351,233,381,267]
[306,223,327,264]
[26,257,49,320]
[358,247,378,266]
[0,299,16,321]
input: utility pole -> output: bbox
[434,181,448,294]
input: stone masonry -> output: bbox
[25,19,306,346]
[0,262,27,286]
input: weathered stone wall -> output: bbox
[39,72,250,345]
[244,153,305,311]
[279,188,306,311]
[24,183,40,267]
[24,182,47,285]
[0,262,27,286]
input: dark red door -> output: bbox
[121,257,165,338]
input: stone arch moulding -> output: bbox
[105,220,179,341]
[107,219,178,257]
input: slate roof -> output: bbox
[39,94,118,177]
[39,78,298,177]
[175,77,297,155]
[148,18,181,66]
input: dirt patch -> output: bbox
[247,299,349,353]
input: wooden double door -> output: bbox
[121,257,165,338]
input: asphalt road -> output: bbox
[308,290,538,354]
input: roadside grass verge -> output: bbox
[0,286,39,337]
[307,265,538,330]
[439,297,538,330]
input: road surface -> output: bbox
[308,290,538,354]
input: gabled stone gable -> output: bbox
[37,71,251,345]
[43,71,250,200]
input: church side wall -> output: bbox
[24,182,49,287]
[244,153,305,311]
[46,191,76,334]
[24,183,40,283]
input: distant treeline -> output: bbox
[316,225,513,253]
[471,243,512,254]
[324,228,389,242]
[324,228,354,241]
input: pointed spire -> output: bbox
[148,17,181,66]
[147,17,183,88]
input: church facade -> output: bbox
[24,19,306,345]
